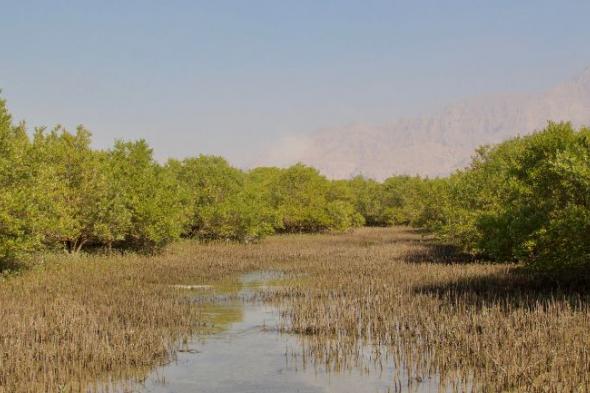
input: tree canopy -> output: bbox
[0,94,588,272]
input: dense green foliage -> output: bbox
[0,98,364,262]
[1,95,588,271]
[0,102,44,260]
[378,122,590,270]
[436,122,590,270]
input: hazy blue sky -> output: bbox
[1,1,589,165]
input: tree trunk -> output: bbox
[74,238,87,254]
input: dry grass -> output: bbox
[265,227,590,392]
[1,227,589,392]
[0,241,269,393]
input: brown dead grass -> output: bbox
[1,227,589,392]
[267,227,590,392]
[0,241,267,393]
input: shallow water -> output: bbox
[125,272,441,393]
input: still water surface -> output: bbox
[128,272,440,393]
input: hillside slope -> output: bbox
[260,67,590,179]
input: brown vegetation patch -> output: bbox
[1,227,589,392]
[267,227,590,392]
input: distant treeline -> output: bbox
[1,97,589,270]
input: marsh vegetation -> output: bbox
[1,228,589,392]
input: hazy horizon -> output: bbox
[2,1,590,168]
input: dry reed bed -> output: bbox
[1,228,589,392]
[263,228,590,392]
[0,241,278,393]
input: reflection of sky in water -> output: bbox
[130,302,440,393]
[121,272,441,393]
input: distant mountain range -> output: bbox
[258,67,590,180]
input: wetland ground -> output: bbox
[1,227,589,392]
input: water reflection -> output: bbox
[125,272,440,393]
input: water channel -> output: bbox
[122,272,441,393]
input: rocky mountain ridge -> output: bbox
[260,67,590,179]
